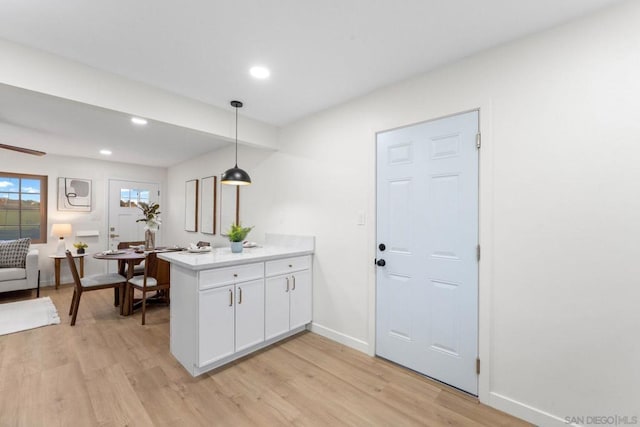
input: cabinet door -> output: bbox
[235,279,265,352]
[198,285,235,367]
[265,275,291,340]
[289,269,312,330]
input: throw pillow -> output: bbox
[0,238,32,268]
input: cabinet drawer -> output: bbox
[199,262,264,290]
[265,255,311,277]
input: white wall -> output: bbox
[0,150,166,285]
[164,144,274,248]
[165,1,640,424]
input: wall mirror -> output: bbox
[219,180,239,235]
[185,179,198,232]
[200,176,217,234]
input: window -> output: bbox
[0,172,48,243]
[120,188,150,208]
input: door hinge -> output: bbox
[476,244,480,262]
[475,133,481,149]
[476,358,480,375]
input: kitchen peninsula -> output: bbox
[158,234,314,376]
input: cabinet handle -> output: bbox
[238,287,243,304]
[229,289,233,306]
[286,277,290,292]
[292,275,296,290]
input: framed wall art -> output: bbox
[58,177,92,212]
[200,176,217,234]
[219,180,240,234]
[185,179,198,232]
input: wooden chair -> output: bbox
[117,241,145,275]
[126,252,170,325]
[66,250,126,326]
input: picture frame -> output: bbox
[200,176,217,234]
[185,179,198,232]
[58,177,92,212]
[219,179,240,234]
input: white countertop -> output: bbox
[158,245,313,271]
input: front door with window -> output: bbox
[108,180,159,271]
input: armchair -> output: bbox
[0,248,40,297]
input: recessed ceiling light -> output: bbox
[100,149,112,156]
[250,66,270,79]
[131,117,148,125]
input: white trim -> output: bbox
[310,322,370,354]
[489,392,572,427]
[476,99,493,404]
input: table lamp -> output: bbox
[51,223,72,255]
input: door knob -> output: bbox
[376,259,386,267]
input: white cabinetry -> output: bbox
[198,285,234,365]
[265,256,312,340]
[197,263,264,367]
[165,244,314,377]
[234,279,265,352]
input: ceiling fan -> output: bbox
[0,143,46,156]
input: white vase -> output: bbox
[230,242,243,253]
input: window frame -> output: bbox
[0,171,48,243]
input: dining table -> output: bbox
[93,248,175,315]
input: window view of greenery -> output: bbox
[120,188,150,208]
[0,173,47,243]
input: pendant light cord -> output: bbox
[234,105,239,168]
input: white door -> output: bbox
[289,269,312,330]
[234,279,265,352]
[376,111,479,394]
[108,180,159,242]
[265,275,292,340]
[198,285,235,366]
[108,180,160,272]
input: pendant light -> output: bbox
[221,100,252,185]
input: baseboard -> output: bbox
[489,391,573,427]
[310,322,369,354]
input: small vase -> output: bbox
[230,242,243,253]
[145,229,156,250]
[76,248,85,254]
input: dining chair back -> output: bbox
[117,241,145,249]
[126,252,170,325]
[66,250,126,326]
[117,241,146,275]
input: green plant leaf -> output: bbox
[225,223,254,242]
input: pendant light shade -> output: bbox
[221,100,252,186]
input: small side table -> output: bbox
[49,253,88,289]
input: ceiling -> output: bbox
[0,83,229,167]
[0,0,625,166]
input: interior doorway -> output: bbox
[375,110,479,394]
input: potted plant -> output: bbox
[73,241,88,254]
[225,223,254,253]
[136,202,161,249]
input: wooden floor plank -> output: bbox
[0,286,531,427]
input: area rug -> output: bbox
[0,296,61,336]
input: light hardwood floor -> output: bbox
[0,286,531,427]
